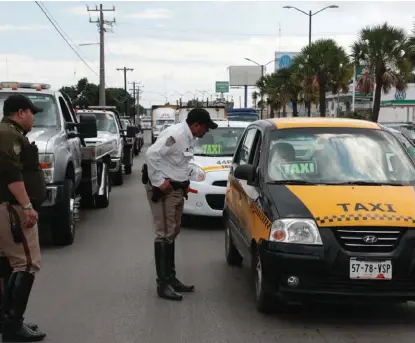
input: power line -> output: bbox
[35,1,98,76]
[115,22,357,38]
[38,2,92,63]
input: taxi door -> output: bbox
[228,128,260,254]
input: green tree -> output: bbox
[256,73,287,118]
[352,23,414,122]
[299,39,352,117]
[59,78,146,116]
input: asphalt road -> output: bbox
[28,146,415,343]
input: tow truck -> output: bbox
[0,82,115,246]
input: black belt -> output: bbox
[169,180,190,190]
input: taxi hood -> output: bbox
[268,184,415,228]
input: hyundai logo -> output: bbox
[362,235,378,244]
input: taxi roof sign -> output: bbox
[0,82,51,90]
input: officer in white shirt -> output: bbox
[143,108,218,301]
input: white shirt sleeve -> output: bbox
[146,133,180,187]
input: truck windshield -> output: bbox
[193,127,245,157]
[0,92,59,128]
[267,128,415,185]
[93,112,117,134]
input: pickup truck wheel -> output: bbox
[134,141,139,156]
[225,217,243,267]
[95,167,110,208]
[124,165,132,175]
[112,165,124,186]
[52,179,75,246]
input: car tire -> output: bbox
[253,248,276,314]
[134,141,139,156]
[224,217,243,267]
[112,165,124,186]
[52,179,76,246]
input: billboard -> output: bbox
[229,65,263,87]
[274,52,300,72]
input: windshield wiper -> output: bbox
[267,180,319,185]
[332,181,407,186]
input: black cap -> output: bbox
[3,94,44,116]
[187,108,218,129]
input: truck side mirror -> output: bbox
[78,113,98,139]
[127,125,136,138]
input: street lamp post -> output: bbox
[244,58,275,119]
[283,5,338,116]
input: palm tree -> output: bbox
[252,91,259,108]
[274,67,303,116]
[300,39,351,117]
[256,74,287,118]
[291,55,320,116]
[352,23,414,122]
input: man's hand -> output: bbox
[23,208,38,229]
[159,179,173,193]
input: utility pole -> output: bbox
[87,4,115,106]
[117,67,134,116]
[129,81,142,124]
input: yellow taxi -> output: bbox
[223,117,415,313]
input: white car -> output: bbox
[184,120,249,217]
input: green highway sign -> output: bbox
[215,81,229,93]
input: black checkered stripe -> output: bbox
[315,213,415,225]
[251,204,272,229]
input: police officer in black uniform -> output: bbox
[0,94,47,342]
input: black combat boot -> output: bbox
[154,242,182,301]
[2,272,46,342]
[0,259,38,334]
[168,241,194,292]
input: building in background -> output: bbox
[274,52,300,72]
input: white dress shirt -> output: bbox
[146,121,196,187]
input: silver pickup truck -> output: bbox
[76,106,136,185]
[0,82,115,246]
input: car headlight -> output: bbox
[269,219,323,245]
[39,153,54,184]
[189,164,206,182]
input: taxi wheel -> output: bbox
[225,219,242,267]
[253,250,275,313]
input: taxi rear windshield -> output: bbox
[267,127,415,185]
[88,111,117,134]
[193,127,246,156]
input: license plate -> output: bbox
[349,258,392,280]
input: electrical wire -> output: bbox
[35,2,132,105]
[35,1,98,76]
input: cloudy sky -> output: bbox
[0,0,414,108]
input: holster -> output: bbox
[141,163,149,185]
[6,205,23,244]
[151,180,190,203]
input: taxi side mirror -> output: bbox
[234,164,256,183]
